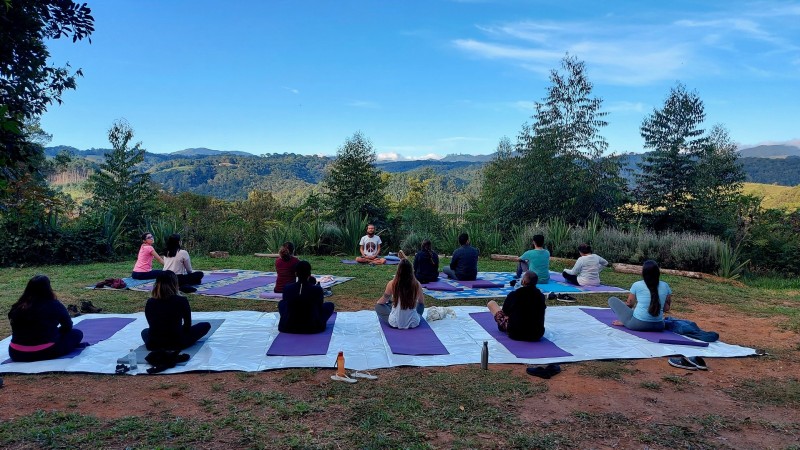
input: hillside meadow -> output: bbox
[0,256,798,448]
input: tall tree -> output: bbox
[636,83,708,230]
[0,0,94,192]
[322,131,387,221]
[87,120,156,230]
[477,55,625,227]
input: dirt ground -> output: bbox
[1,302,798,449]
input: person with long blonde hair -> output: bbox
[375,259,425,329]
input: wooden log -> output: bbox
[209,251,229,258]
[490,254,576,265]
[253,253,280,258]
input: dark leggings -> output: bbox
[8,329,85,362]
[141,322,212,351]
[277,301,335,333]
[562,271,580,285]
[177,271,204,286]
[132,270,163,280]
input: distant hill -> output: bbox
[440,153,496,163]
[741,156,800,186]
[738,144,800,159]
[171,147,253,157]
[378,160,484,173]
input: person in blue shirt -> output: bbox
[608,260,672,331]
[443,233,479,281]
[517,234,550,284]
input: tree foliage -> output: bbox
[87,120,157,231]
[636,84,745,234]
[477,55,626,227]
[1,0,94,191]
[322,131,387,222]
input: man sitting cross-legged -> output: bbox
[355,224,386,265]
[487,271,546,342]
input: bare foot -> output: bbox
[612,320,624,326]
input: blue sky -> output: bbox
[41,0,800,159]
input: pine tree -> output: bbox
[87,120,156,229]
[322,131,387,221]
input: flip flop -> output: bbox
[330,374,358,383]
[668,356,697,370]
[687,356,708,370]
[351,371,378,380]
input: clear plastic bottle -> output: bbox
[128,348,138,370]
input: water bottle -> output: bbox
[128,348,138,370]
[481,341,488,370]
[336,351,345,377]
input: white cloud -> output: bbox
[376,151,444,161]
[346,100,380,109]
[282,86,299,94]
[605,101,647,113]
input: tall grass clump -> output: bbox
[547,217,573,256]
[717,242,750,280]
[339,211,369,256]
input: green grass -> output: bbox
[726,378,800,407]
[577,361,637,381]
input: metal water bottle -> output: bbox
[481,341,488,370]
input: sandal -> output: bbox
[330,374,358,383]
[668,356,697,370]
[351,371,378,380]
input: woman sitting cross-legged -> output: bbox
[274,241,300,294]
[608,260,672,332]
[131,232,164,280]
[375,259,426,329]
[413,239,440,284]
[278,261,335,334]
[141,271,211,351]
[8,275,85,362]
[163,233,203,293]
[487,271,547,341]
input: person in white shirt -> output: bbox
[562,243,608,287]
[356,224,386,265]
[375,259,425,329]
[163,234,203,293]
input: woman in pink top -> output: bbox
[132,232,165,280]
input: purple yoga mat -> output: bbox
[199,275,276,296]
[421,281,464,292]
[469,312,572,358]
[457,279,505,289]
[259,291,283,300]
[580,308,708,347]
[379,318,449,355]
[3,317,136,363]
[266,313,337,356]
[548,272,626,292]
[202,272,240,284]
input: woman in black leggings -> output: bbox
[8,275,84,362]
[141,271,210,350]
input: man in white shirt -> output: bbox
[356,224,386,265]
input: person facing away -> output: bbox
[141,271,211,351]
[132,231,164,280]
[163,233,204,290]
[413,239,440,284]
[274,241,300,293]
[443,232,479,281]
[8,275,84,362]
[487,271,547,341]
[375,259,426,329]
[608,260,672,332]
[356,224,386,264]
[517,234,550,284]
[278,260,335,334]
[562,243,608,286]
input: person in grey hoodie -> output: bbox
[562,243,608,286]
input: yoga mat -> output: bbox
[266,313,337,356]
[2,317,137,363]
[199,276,276,296]
[536,281,581,293]
[341,259,359,264]
[421,281,464,292]
[457,279,505,289]
[379,318,449,355]
[385,259,400,265]
[259,292,283,300]
[469,312,572,358]
[202,272,240,284]
[580,308,708,347]
[127,318,226,365]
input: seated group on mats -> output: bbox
[131,232,204,293]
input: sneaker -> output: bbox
[80,301,102,313]
[323,288,333,297]
[547,292,557,301]
[668,356,698,370]
[556,294,577,303]
[67,304,82,317]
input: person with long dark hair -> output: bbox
[163,234,203,292]
[274,241,300,293]
[375,259,426,329]
[413,239,439,283]
[8,275,84,362]
[132,232,164,280]
[141,271,211,350]
[608,260,672,331]
[278,260,335,333]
